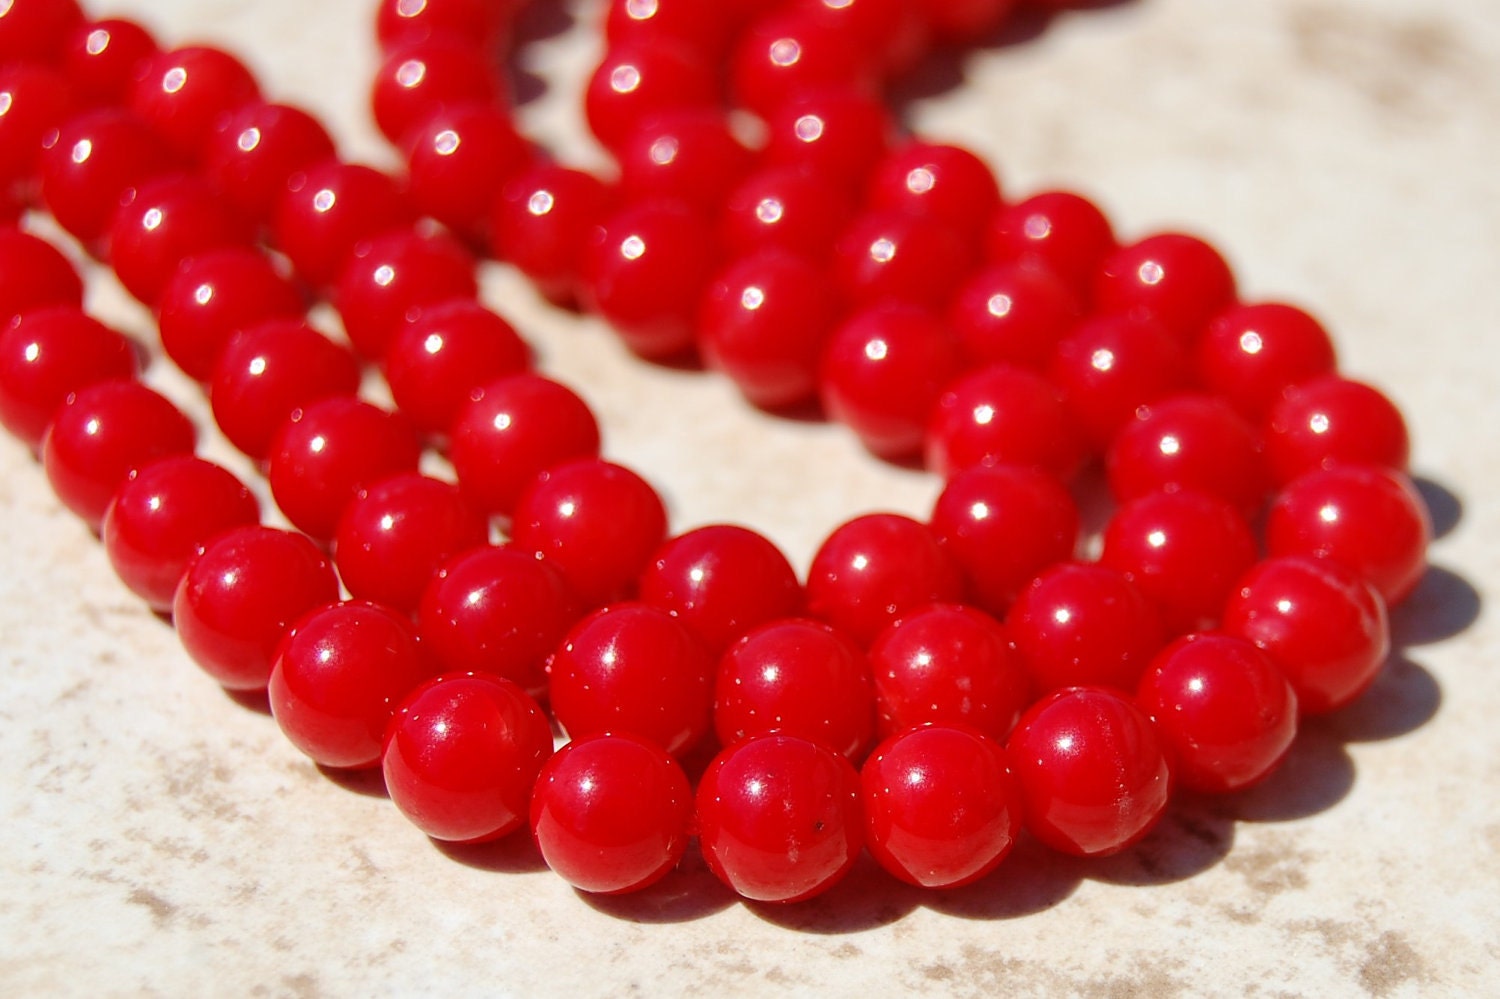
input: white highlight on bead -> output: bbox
[434,129,460,155]
[906,167,936,194]
[755,198,784,224]
[611,65,642,94]
[740,286,766,311]
[313,189,336,213]
[1239,330,1264,355]
[1310,413,1331,434]
[870,237,896,263]
[864,339,889,361]
[86,28,111,55]
[528,190,555,217]
[237,127,261,152]
[1091,348,1115,372]
[397,60,426,89]
[620,235,646,260]
[1137,260,1165,286]
[163,67,188,94]
[71,139,93,164]
[770,38,802,67]
[987,293,1013,318]
[794,114,824,142]
[374,265,396,288]
[142,208,164,232]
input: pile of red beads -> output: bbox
[0,0,1434,904]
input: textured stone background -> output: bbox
[2,1,1496,996]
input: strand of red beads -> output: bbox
[0,0,1434,904]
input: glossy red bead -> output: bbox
[949,260,1083,371]
[803,0,930,74]
[638,524,804,655]
[39,108,177,250]
[268,599,433,769]
[867,603,1030,743]
[865,142,1002,248]
[1049,313,1190,452]
[208,319,362,461]
[0,64,74,194]
[40,379,197,530]
[1195,302,1337,421]
[696,733,863,903]
[416,543,580,698]
[805,513,964,646]
[550,603,714,757]
[128,45,261,162]
[382,299,531,438]
[383,672,553,843]
[1005,561,1167,696]
[730,8,880,119]
[1264,375,1410,486]
[202,102,338,228]
[156,247,305,382]
[1222,555,1390,716]
[1136,633,1299,793]
[107,174,250,306]
[718,163,855,263]
[1106,392,1269,518]
[333,226,477,360]
[861,724,1021,889]
[0,305,138,450]
[833,207,976,312]
[61,18,159,108]
[173,525,339,691]
[928,464,1080,618]
[617,109,755,215]
[761,86,895,187]
[0,226,83,322]
[1005,686,1171,858]
[1265,464,1431,606]
[1094,232,1236,345]
[582,197,717,360]
[1099,489,1258,635]
[603,0,739,59]
[402,102,532,242]
[925,363,1087,482]
[101,455,260,612]
[491,162,616,305]
[714,617,875,761]
[272,160,417,288]
[447,373,601,518]
[530,732,694,895]
[819,303,962,460]
[371,37,501,146]
[375,0,508,52]
[583,42,719,154]
[986,190,1115,296]
[697,249,841,410]
[0,0,83,64]
[266,396,423,542]
[333,472,489,614]
[511,458,668,608]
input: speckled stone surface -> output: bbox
[2,1,1497,996]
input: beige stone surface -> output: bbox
[2,0,1497,996]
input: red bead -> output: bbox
[382,299,531,438]
[697,249,841,410]
[1005,561,1166,695]
[1136,633,1299,793]
[617,109,755,215]
[202,102,338,228]
[128,46,261,162]
[333,227,477,360]
[714,617,875,760]
[1049,313,1190,452]
[550,603,714,757]
[0,0,84,65]
[1106,392,1269,519]
[1006,686,1171,857]
[696,733,863,903]
[865,142,1002,248]
[803,0,930,75]
[511,458,668,607]
[173,525,339,691]
[0,305,137,450]
[1222,555,1390,716]
[583,42,719,154]
[1265,464,1431,606]
[761,86,895,187]
[0,226,83,322]
[490,162,616,305]
[156,247,306,382]
[41,379,197,530]
[1195,302,1337,421]
[582,197,717,360]
[1264,375,1410,486]
[370,37,501,147]
[530,732,694,895]
[718,163,855,263]
[383,672,553,843]
[447,373,601,518]
[819,303,962,460]
[268,599,433,769]
[61,18,159,108]
[861,724,1021,889]
[39,108,177,250]
[833,208,976,312]
[208,319,362,461]
[867,603,1030,742]
[638,524,804,655]
[266,397,423,542]
[730,8,880,119]
[0,64,74,195]
[333,472,489,615]
[1094,232,1236,345]
[403,102,532,242]
[928,464,1080,617]
[926,363,1086,482]
[107,174,250,306]
[101,455,260,613]
[986,190,1115,296]
[922,0,1019,44]
[272,160,417,288]
[416,543,580,698]
[949,261,1083,371]
[604,0,740,58]
[375,0,508,52]
[805,513,963,645]
[1099,489,1258,635]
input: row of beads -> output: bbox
[0,0,1433,902]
